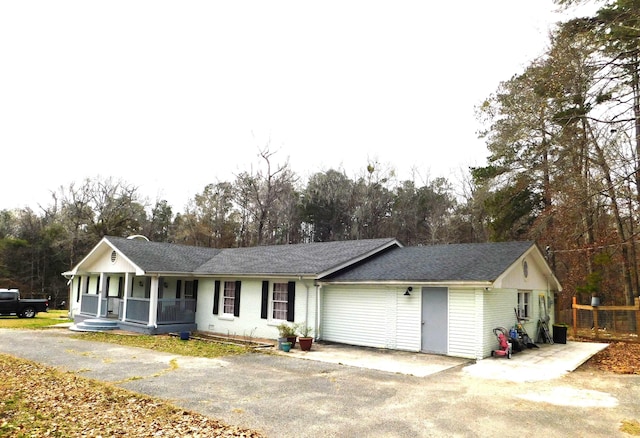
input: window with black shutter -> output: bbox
[213,281,220,315]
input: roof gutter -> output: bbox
[316,280,495,288]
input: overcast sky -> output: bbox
[0,1,597,212]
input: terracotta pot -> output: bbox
[298,337,313,351]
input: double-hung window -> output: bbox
[223,281,236,315]
[272,282,288,320]
[517,290,531,319]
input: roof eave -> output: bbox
[317,239,402,278]
[191,272,319,279]
[319,280,495,288]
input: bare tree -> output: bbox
[234,147,298,246]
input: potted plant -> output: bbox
[281,341,292,352]
[277,322,297,350]
[296,323,314,351]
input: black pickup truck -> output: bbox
[0,289,49,318]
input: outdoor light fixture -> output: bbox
[404,287,413,296]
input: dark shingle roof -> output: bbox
[106,236,399,276]
[106,236,222,273]
[196,238,400,275]
[323,241,535,282]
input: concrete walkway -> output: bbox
[462,341,609,382]
[277,339,608,381]
[280,341,470,377]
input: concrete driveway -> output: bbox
[280,339,609,382]
[1,328,636,437]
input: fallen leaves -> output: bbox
[0,354,265,437]
[582,341,640,374]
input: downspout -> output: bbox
[316,283,322,340]
[299,276,312,337]
[299,276,319,340]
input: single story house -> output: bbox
[63,236,561,359]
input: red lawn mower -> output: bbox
[491,327,512,359]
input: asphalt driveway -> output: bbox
[1,328,637,437]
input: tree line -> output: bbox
[0,149,474,306]
[476,0,640,308]
[2,0,639,313]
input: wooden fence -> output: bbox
[572,297,640,340]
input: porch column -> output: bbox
[74,275,85,318]
[121,273,131,322]
[97,273,106,318]
[68,277,75,318]
[148,276,159,328]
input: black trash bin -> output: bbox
[552,324,568,344]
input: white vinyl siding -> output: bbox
[322,286,421,351]
[481,288,518,359]
[448,289,478,359]
[396,290,421,351]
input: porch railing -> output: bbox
[157,299,196,324]
[82,296,197,326]
[125,298,151,324]
[80,294,99,315]
[80,294,108,317]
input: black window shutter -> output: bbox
[213,280,220,315]
[260,281,269,319]
[118,277,123,298]
[76,276,82,302]
[176,280,181,299]
[287,281,296,322]
[234,281,241,317]
[193,280,198,300]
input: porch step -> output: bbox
[69,319,119,332]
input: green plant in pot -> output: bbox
[277,322,297,350]
[296,323,314,351]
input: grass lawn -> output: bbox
[0,309,71,329]
[0,315,266,436]
[71,331,253,358]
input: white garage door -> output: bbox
[321,287,394,348]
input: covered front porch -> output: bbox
[71,273,197,334]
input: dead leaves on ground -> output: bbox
[0,354,265,437]
[583,341,640,375]
[2,341,639,436]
